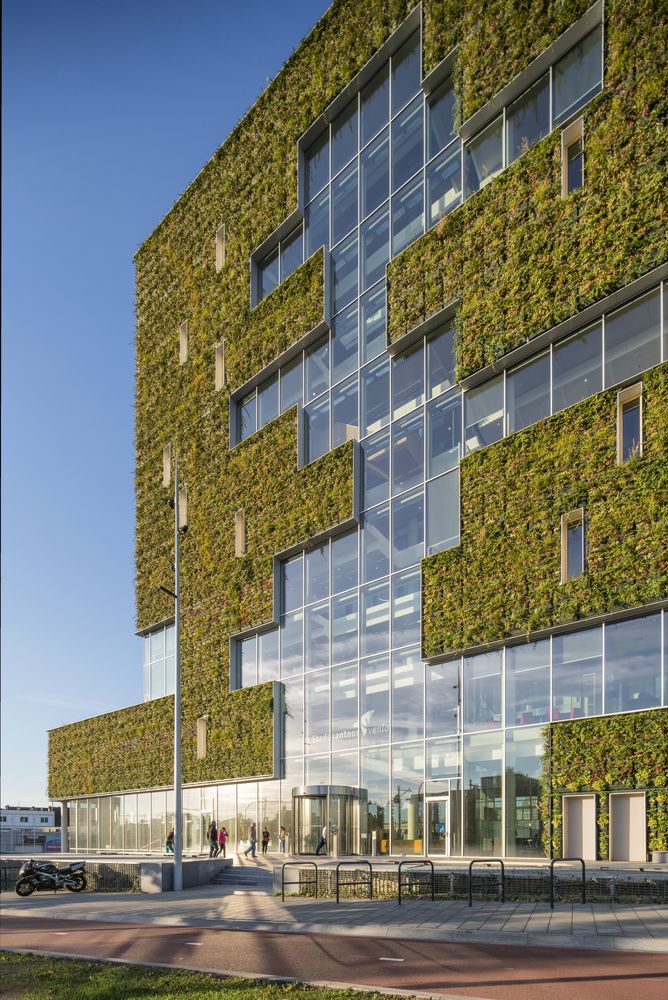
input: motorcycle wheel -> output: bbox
[15,879,35,897]
[67,875,86,893]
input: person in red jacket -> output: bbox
[218,826,228,858]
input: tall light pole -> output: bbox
[173,456,183,892]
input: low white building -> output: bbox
[1,805,60,853]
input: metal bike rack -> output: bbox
[0,867,8,891]
[550,857,585,909]
[397,860,435,905]
[281,861,318,902]
[335,860,373,904]
[468,859,505,906]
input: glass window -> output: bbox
[427,142,462,227]
[362,745,390,851]
[620,395,642,462]
[258,376,279,427]
[552,25,603,126]
[258,629,279,682]
[362,505,390,583]
[280,226,303,281]
[305,754,330,785]
[306,130,329,200]
[150,658,165,699]
[604,290,661,388]
[361,204,390,291]
[305,669,330,752]
[332,531,358,594]
[391,740,424,854]
[506,352,550,434]
[392,343,424,419]
[426,470,459,555]
[464,116,503,197]
[305,188,329,257]
[258,250,279,300]
[505,640,550,726]
[240,636,257,688]
[305,395,330,462]
[463,731,502,855]
[332,304,358,384]
[553,323,602,412]
[361,282,387,363]
[332,664,359,748]
[331,160,358,245]
[332,374,359,447]
[392,647,423,743]
[238,393,257,442]
[426,659,459,737]
[391,31,420,115]
[392,410,424,493]
[361,64,389,146]
[463,650,502,732]
[505,727,544,857]
[564,514,584,580]
[332,231,358,311]
[306,544,329,604]
[605,614,661,714]
[361,129,389,218]
[552,626,601,719]
[428,77,456,159]
[567,137,584,194]
[391,175,424,255]
[362,428,390,508]
[506,75,549,164]
[280,357,303,413]
[332,750,359,786]
[427,392,461,477]
[361,656,390,746]
[332,99,358,175]
[361,579,390,656]
[361,356,390,436]
[283,677,304,754]
[306,336,329,401]
[149,629,164,662]
[427,324,456,397]
[392,489,424,570]
[305,602,330,670]
[282,555,303,613]
[391,567,421,648]
[332,591,358,665]
[392,96,423,191]
[464,375,504,452]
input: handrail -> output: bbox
[281,861,318,902]
[335,860,373,904]
[397,860,435,905]
[550,857,585,909]
[468,858,505,906]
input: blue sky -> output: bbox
[2,0,330,805]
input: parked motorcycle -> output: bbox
[15,858,87,896]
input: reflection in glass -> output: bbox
[332,232,358,312]
[505,727,544,857]
[427,143,462,226]
[391,741,424,854]
[332,161,358,244]
[361,205,389,291]
[361,129,389,219]
[332,531,358,594]
[552,626,601,719]
[604,290,661,388]
[392,490,424,571]
[306,395,330,462]
[506,353,550,434]
[464,376,504,452]
[362,505,390,583]
[280,357,302,413]
[361,657,390,746]
[305,602,329,670]
[392,410,424,493]
[361,357,390,436]
[605,614,660,714]
[238,393,257,442]
[553,323,602,412]
[362,746,390,852]
[463,731,502,855]
[464,117,503,197]
[305,669,330,752]
[361,65,389,146]
[392,31,420,115]
[392,343,424,419]
[506,75,549,163]
[306,131,329,200]
[283,678,304,755]
[391,568,420,648]
[362,428,390,508]
[427,324,456,397]
[360,579,390,654]
[426,470,459,555]
[282,555,303,612]
[240,636,257,688]
[258,376,279,428]
[332,591,358,664]
[280,226,303,282]
[306,544,329,604]
[392,97,423,190]
[259,630,279,682]
[428,78,456,159]
[305,188,329,257]
[553,25,603,126]
[463,650,502,732]
[332,375,358,447]
[280,611,304,677]
[392,175,424,256]
[332,304,358,384]
[332,100,358,175]
[426,660,459,738]
[332,664,358,747]
[620,397,641,462]
[258,250,279,300]
[361,282,387,363]
[427,392,461,476]
[505,641,550,726]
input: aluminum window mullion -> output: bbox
[601,620,606,716]
[661,280,665,364]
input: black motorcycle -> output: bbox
[15,858,87,896]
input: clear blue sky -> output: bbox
[2,0,330,806]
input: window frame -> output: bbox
[560,507,586,584]
[616,382,643,464]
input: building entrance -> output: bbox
[426,797,450,856]
[292,785,367,856]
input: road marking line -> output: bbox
[185,942,203,946]
[54,932,68,936]
[379,957,404,962]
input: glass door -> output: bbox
[426,797,450,856]
[296,795,326,854]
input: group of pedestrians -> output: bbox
[206,821,229,857]
[240,823,288,858]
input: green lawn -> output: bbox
[0,952,395,1000]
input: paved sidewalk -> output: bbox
[1,884,666,953]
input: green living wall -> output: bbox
[543,710,668,858]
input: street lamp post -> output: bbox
[173,457,183,892]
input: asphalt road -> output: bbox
[1,916,667,999]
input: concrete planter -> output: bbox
[651,851,668,863]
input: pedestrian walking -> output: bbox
[165,829,175,854]
[209,821,219,858]
[279,826,287,853]
[244,821,257,858]
[261,825,270,855]
[218,826,228,858]
[315,823,327,855]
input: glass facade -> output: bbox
[143,622,176,701]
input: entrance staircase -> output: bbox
[212,857,275,894]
